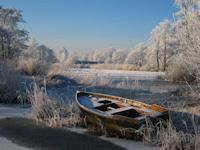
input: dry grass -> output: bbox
[167,56,196,82]
[47,63,63,77]
[136,113,200,150]
[167,68,195,83]
[116,78,141,90]
[0,63,22,103]
[72,74,111,87]
[25,81,81,127]
[17,57,49,75]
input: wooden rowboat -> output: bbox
[75,91,169,133]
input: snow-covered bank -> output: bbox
[0,105,159,150]
[100,136,158,150]
[0,137,32,150]
[0,105,33,150]
[68,127,158,150]
[0,104,32,119]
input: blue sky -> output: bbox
[1,0,179,53]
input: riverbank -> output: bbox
[0,105,158,150]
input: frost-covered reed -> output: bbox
[136,113,200,150]
[17,57,49,75]
[26,82,81,127]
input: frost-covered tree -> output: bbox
[134,43,147,67]
[162,0,200,80]
[175,0,200,54]
[93,47,116,63]
[148,19,175,71]
[23,37,39,58]
[78,52,89,61]
[104,57,113,64]
[78,47,116,63]
[103,47,116,63]
[20,37,56,63]
[0,6,28,59]
[58,47,68,63]
[158,19,175,71]
[124,48,136,64]
[18,38,56,75]
[38,45,56,63]
[112,49,128,64]
[148,24,162,71]
[125,43,147,67]
[173,0,200,73]
[66,51,77,65]
[87,51,94,61]
[93,49,105,62]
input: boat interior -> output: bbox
[78,93,159,119]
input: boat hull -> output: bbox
[76,91,169,133]
[80,106,141,133]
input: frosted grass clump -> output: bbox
[136,114,200,150]
[26,82,81,127]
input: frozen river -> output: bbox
[65,68,165,80]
